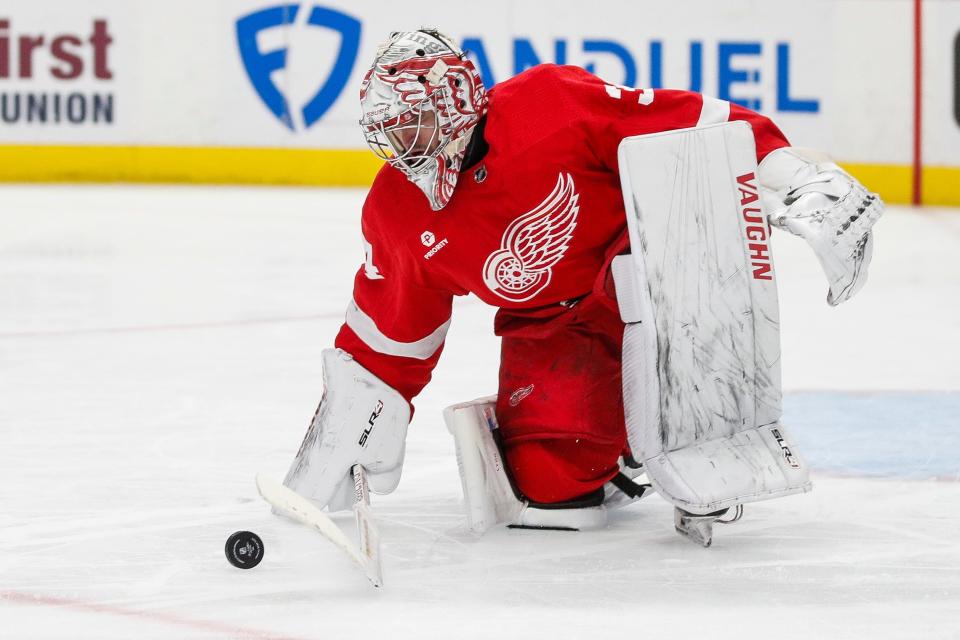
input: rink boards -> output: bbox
[0,0,958,204]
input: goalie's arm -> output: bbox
[335,197,455,405]
[284,198,455,510]
[545,65,791,165]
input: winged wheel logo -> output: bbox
[482,173,580,302]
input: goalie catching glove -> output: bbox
[283,349,410,511]
[758,147,884,306]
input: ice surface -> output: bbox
[1,185,958,639]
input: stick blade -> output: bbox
[255,473,373,581]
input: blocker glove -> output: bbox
[283,349,410,511]
[758,147,884,306]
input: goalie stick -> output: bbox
[255,465,383,588]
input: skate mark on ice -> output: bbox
[375,515,469,548]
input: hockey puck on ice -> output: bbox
[225,531,264,569]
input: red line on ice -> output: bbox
[0,313,342,339]
[0,590,313,640]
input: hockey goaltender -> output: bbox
[278,29,883,547]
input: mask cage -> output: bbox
[362,95,449,174]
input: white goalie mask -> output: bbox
[359,29,488,210]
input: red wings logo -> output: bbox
[483,173,580,302]
[374,58,435,107]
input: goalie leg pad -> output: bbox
[444,397,524,534]
[444,399,634,532]
[615,122,811,515]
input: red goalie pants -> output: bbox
[494,294,627,504]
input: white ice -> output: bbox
[1,185,958,640]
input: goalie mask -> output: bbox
[360,29,488,210]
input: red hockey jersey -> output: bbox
[335,64,789,404]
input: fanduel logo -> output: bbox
[236,4,360,131]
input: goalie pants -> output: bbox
[494,293,627,504]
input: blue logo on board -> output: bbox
[235,9,822,133]
[236,4,361,131]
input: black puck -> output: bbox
[225,531,264,569]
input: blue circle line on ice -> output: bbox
[783,391,960,481]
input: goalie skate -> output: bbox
[674,505,743,548]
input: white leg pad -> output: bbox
[616,122,811,515]
[443,397,523,534]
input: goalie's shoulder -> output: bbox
[486,64,606,149]
[492,63,603,106]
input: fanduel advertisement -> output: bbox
[232,3,823,137]
[1,0,956,177]
[236,4,360,131]
[461,38,820,114]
